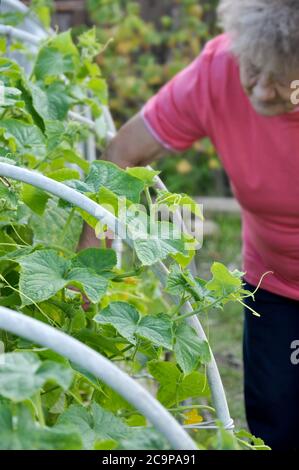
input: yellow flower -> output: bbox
[183,409,204,425]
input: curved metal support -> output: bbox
[0,25,41,45]
[0,162,234,431]
[0,307,197,450]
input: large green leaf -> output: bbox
[67,267,108,303]
[148,360,209,407]
[134,236,186,266]
[29,82,72,122]
[18,249,110,305]
[0,404,82,450]
[173,323,211,374]
[73,248,117,275]
[94,302,173,349]
[138,314,173,350]
[94,302,139,344]
[19,250,68,305]
[21,184,50,216]
[127,213,188,266]
[30,199,83,252]
[0,119,46,157]
[57,403,127,450]
[0,352,73,401]
[81,160,145,203]
[48,31,80,59]
[33,47,75,80]
[57,403,169,450]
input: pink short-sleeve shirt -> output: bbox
[141,33,299,300]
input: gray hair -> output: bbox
[217,0,299,72]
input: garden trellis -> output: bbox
[0,0,236,450]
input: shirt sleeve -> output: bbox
[140,43,213,153]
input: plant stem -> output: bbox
[168,404,215,413]
[35,391,45,427]
[145,186,153,209]
[172,296,226,322]
[60,207,75,245]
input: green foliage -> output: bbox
[0,352,73,401]
[0,2,265,451]
[0,404,82,450]
[57,403,170,450]
[148,360,209,407]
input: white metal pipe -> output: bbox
[0,25,41,45]
[2,0,30,14]
[0,307,197,450]
[152,262,234,430]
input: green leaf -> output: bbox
[0,119,46,157]
[31,0,53,29]
[46,168,81,182]
[48,30,80,58]
[57,403,169,450]
[148,361,209,407]
[21,184,49,216]
[174,323,211,374]
[137,314,173,350]
[78,27,104,61]
[84,161,145,203]
[72,248,117,275]
[33,47,75,80]
[30,199,83,252]
[235,429,270,450]
[126,167,160,186]
[156,190,203,220]
[97,186,127,216]
[0,182,19,210]
[0,404,82,450]
[206,262,243,300]
[166,264,207,301]
[50,149,89,173]
[67,267,109,303]
[0,85,23,108]
[19,250,68,305]
[57,403,128,450]
[126,213,188,266]
[0,352,73,401]
[0,247,33,262]
[133,234,186,266]
[95,302,173,349]
[94,439,118,450]
[29,82,72,122]
[95,302,139,344]
[18,249,110,305]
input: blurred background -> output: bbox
[19,0,245,429]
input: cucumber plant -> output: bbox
[0,4,267,450]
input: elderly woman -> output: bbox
[81,0,299,449]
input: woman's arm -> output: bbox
[78,112,168,250]
[102,112,169,169]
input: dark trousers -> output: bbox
[243,280,299,450]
